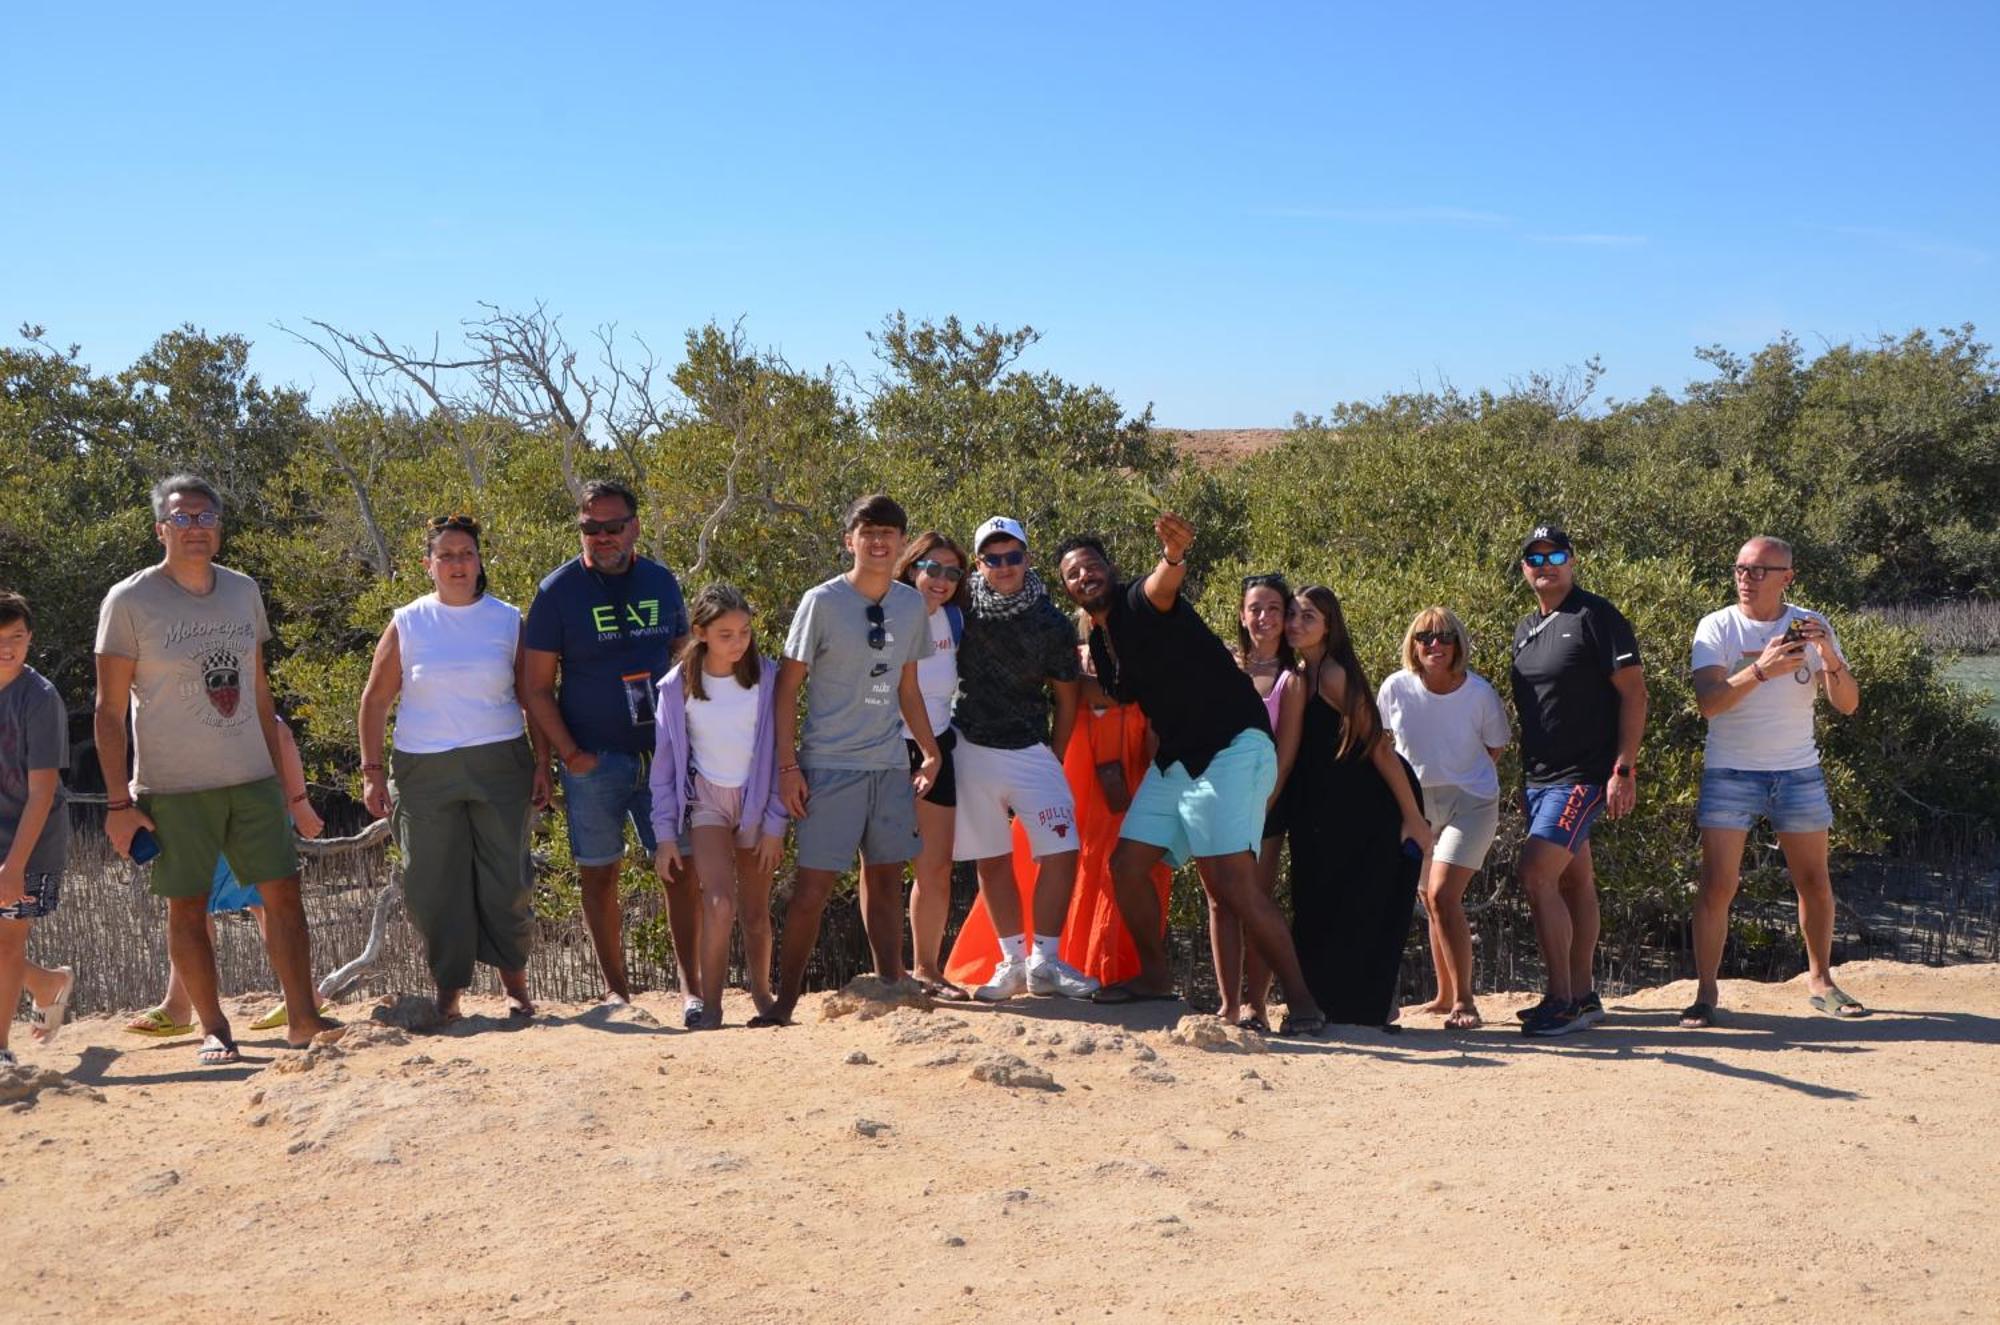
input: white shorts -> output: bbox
[951,738,1078,861]
[1423,782,1501,870]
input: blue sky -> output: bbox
[4,2,1995,427]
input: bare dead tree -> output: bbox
[276,325,399,578]
[675,320,813,577]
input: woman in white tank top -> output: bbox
[357,516,549,1025]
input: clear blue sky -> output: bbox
[5,2,1995,427]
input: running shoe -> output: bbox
[1521,1000,1585,1037]
[1515,994,1556,1024]
[1025,953,1101,999]
[975,957,1030,1002]
[1572,990,1606,1029]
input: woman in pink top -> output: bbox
[1215,573,1304,1031]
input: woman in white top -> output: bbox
[894,531,967,996]
[1377,606,1511,1030]
[358,515,549,1025]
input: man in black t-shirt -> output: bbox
[1056,513,1327,1035]
[1507,524,1647,1037]
[952,517,1097,1001]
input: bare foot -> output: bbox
[286,1011,343,1048]
[437,990,466,1025]
[750,989,777,1018]
[500,971,535,1019]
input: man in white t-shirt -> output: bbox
[1683,536,1863,1028]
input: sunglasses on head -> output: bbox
[163,510,221,529]
[980,549,1026,568]
[578,516,633,536]
[865,603,886,650]
[429,512,481,535]
[913,558,964,583]
[1414,630,1458,646]
[1523,550,1571,567]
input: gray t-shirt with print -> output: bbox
[95,563,278,795]
[0,666,70,877]
[784,575,933,771]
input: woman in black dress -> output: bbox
[1283,585,1433,1027]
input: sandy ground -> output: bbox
[4,958,1997,1324]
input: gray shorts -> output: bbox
[1423,783,1501,870]
[793,766,920,871]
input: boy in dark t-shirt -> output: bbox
[0,592,76,1062]
[950,517,1095,1002]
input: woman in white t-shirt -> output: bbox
[359,515,549,1026]
[1377,606,1511,1030]
[893,532,968,996]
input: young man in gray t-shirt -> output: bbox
[758,493,940,1026]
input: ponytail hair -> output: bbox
[678,583,761,702]
[1296,583,1380,761]
[423,514,487,599]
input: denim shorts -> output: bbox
[1696,765,1834,834]
[1121,728,1276,867]
[0,871,61,920]
[561,750,658,867]
[1523,782,1606,852]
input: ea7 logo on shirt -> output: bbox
[200,648,243,718]
[591,599,665,637]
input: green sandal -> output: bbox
[1809,986,1869,1018]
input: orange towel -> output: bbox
[945,702,1173,987]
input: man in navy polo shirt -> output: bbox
[524,479,687,1006]
[1508,524,1647,1038]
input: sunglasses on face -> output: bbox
[1414,630,1458,646]
[163,511,221,529]
[913,559,964,583]
[980,549,1026,569]
[578,517,634,536]
[865,603,886,650]
[1523,550,1571,567]
[1732,563,1790,581]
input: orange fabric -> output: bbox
[944,702,1173,987]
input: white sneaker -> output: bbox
[975,957,1030,1002]
[1026,953,1100,999]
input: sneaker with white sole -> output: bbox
[1025,953,1100,999]
[1572,990,1606,1029]
[975,957,1030,1002]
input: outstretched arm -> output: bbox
[1139,512,1196,614]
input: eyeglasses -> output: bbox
[578,517,633,536]
[1732,563,1790,581]
[979,549,1026,569]
[1414,630,1458,646]
[163,511,221,529]
[1523,550,1571,567]
[913,559,964,583]
[865,603,886,650]
[429,513,481,535]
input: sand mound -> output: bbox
[5,960,1999,1322]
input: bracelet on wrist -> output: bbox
[1751,662,1768,683]
[779,763,800,774]
[1162,554,1186,567]
[105,799,134,812]
[360,762,384,773]
[288,793,310,806]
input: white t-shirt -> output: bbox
[906,606,959,738]
[391,594,525,754]
[1691,604,1835,771]
[1377,669,1511,798]
[686,671,761,788]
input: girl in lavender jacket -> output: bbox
[649,585,788,1029]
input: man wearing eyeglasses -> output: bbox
[1508,524,1646,1037]
[1682,537,1863,1028]
[950,516,1097,1001]
[93,474,338,1064]
[762,494,942,1026]
[522,478,688,1007]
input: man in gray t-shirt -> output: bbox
[758,494,940,1027]
[93,475,337,1063]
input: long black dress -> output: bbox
[1285,690,1424,1026]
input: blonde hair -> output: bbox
[1400,605,1471,678]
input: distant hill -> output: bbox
[1158,428,1289,465]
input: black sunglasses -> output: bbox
[913,558,964,583]
[578,516,633,536]
[1414,630,1458,646]
[865,603,886,650]
[979,549,1026,568]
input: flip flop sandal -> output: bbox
[197,1033,242,1066]
[745,1013,790,1028]
[30,965,76,1044]
[1809,986,1870,1018]
[250,1000,335,1032]
[1236,1013,1271,1033]
[1089,983,1181,1006]
[125,1006,196,1038]
[1679,1001,1717,1028]
[1444,1009,1484,1030]
[1277,1013,1327,1037]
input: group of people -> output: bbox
[0,472,1871,1069]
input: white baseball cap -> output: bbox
[973,516,1028,552]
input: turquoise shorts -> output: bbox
[1120,728,1276,866]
